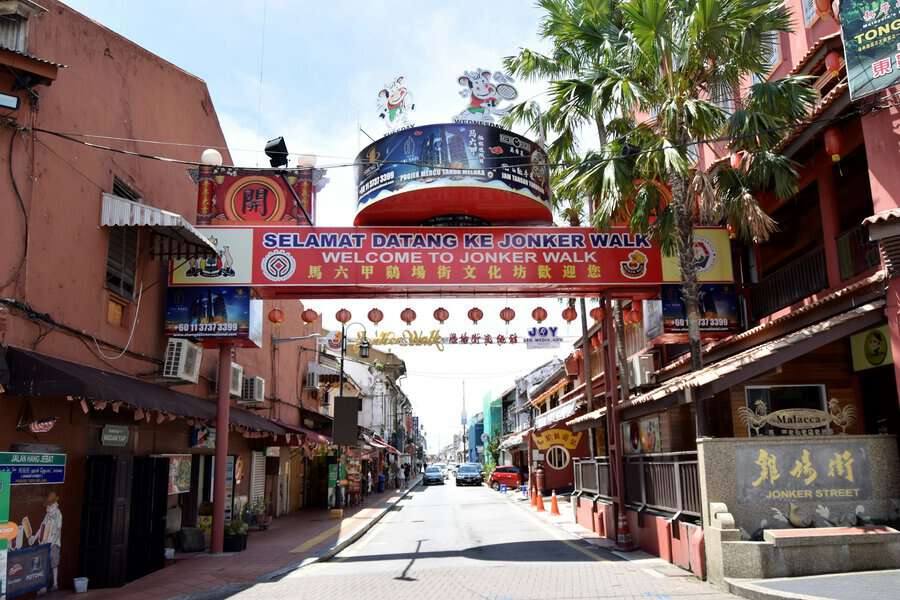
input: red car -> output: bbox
[489,466,523,491]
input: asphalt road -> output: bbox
[232,476,739,600]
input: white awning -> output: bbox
[499,431,530,450]
[100,193,217,259]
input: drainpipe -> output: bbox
[211,342,233,554]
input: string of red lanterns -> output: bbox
[301,308,319,324]
[589,306,606,322]
[335,308,352,324]
[400,308,417,325]
[562,306,577,323]
[467,307,483,324]
[267,307,285,324]
[532,306,547,323]
[367,308,384,326]
[499,307,515,324]
[433,307,449,324]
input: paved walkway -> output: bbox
[48,479,420,600]
[727,570,900,600]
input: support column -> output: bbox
[211,342,233,554]
[818,158,843,288]
[579,298,596,457]
[887,279,900,412]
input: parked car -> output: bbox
[434,463,449,479]
[489,465,523,491]
[423,466,444,486]
[456,464,483,486]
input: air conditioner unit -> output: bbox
[629,354,655,388]
[240,376,265,405]
[162,338,202,384]
[303,370,320,390]
[210,362,244,397]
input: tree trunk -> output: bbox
[672,174,703,371]
[612,300,631,399]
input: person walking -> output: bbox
[397,462,406,489]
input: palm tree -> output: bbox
[508,0,816,372]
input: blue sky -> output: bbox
[66,0,584,451]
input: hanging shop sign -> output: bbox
[660,228,734,283]
[850,325,893,371]
[737,399,856,436]
[840,0,900,100]
[100,425,129,447]
[190,426,216,449]
[164,286,262,348]
[622,417,661,454]
[660,284,740,333]
[170,226,732,297]
[736,441,872,503]
[0,454,65,486]
[355,123,551,226]
[524,326,563,349]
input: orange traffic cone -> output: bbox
[550,490,560,516]
[535,491,546,512]
[530,485,537,507]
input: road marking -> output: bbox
[289,523,342,554]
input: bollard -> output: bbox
[550,490,560,516]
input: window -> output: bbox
[753,32,781,83]
[802,0,817,26]
[105,178,140,299]
[0,14,28,52]
[545,446,570,470]
[745,385,827,436]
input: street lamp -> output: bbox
[338,321,370,400]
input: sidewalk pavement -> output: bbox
[501,489,900,600]
[49,477,422,600]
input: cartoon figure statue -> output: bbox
[454,69,518,124]
[377,76,415,131]
[19,492,62,591]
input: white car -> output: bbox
[434,463,449,479]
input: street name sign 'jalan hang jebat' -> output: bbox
[170,226,733,298]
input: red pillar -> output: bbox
[196,164,214,225]
[211,343,233,554]
[817,159,843,288]
[887,280,900,412]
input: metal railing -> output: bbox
[749,246,828,320]
[623,451,701,517]
[534,399,578,429]
[837,224,880,281]
[573,456,612,499]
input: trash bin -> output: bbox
[377,473,385,493]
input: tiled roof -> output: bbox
[863,209,900,225]
[789,32,842,76]
[775,80,849,153]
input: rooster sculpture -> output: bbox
[828,398,856,434]
[737,399,769,435]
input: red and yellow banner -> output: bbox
[170,226,732,298]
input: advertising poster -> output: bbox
[660,284,740,333]
[850,325,893,371]
[356,123,551,211]
[622,417,661,454]
[840,0,900,100]
[0,454,65,486]
[167,456,191,495]
[660,228,734,283]
[5,544,50,599]
[165,287,262,347]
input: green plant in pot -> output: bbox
[223,518,248,552]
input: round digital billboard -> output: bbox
[355,123,553,226]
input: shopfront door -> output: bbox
[80,455,132,588]
[126,457,168,582]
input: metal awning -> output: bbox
[499,429,531,450]
[567,406,607,431]
[5,347,286,435]
[100,193,218,259]
[530,378,568,407]
[370,436,400,454]
[622,301,885,409]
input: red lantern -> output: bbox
[400,308,416,325]
[301,308,319,324]
[468,307,483,324]
[367,308,384,326]
[815,0,831,15]
[562,306,577,323]
[532,306,548,323]
[335,308,352,324]
[267,308,285,324]
[824,127,842,163]
[500,307,516,324]
[433,307,449,324]
[589,306,606,322]
[825,50,842,75]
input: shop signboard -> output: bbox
[165,287,262,348]
[850,325,893,371]
[621,417,661,454]
[190,426,216,449]
[171,226,733,297]
[524,326,563,349]
[199,169,319,227]
[0,454,65,486]
[355,122,551,215]
[736,441,872,503]
[660,284,740,334]
[100,425,129,447]
[840,0,900,100]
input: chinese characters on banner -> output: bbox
[840,0,900,99]
[736,442,871,503]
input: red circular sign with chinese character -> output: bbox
[224,176,286,222]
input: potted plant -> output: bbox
[223,518,248,552]
[249,499,272,530]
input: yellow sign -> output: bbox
[532,428,582,451]
[661,228,734,283]
[355,330,445,351]
[0,521,16,540]
[851,325,892,372]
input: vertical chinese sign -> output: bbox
[840,0,900,100]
